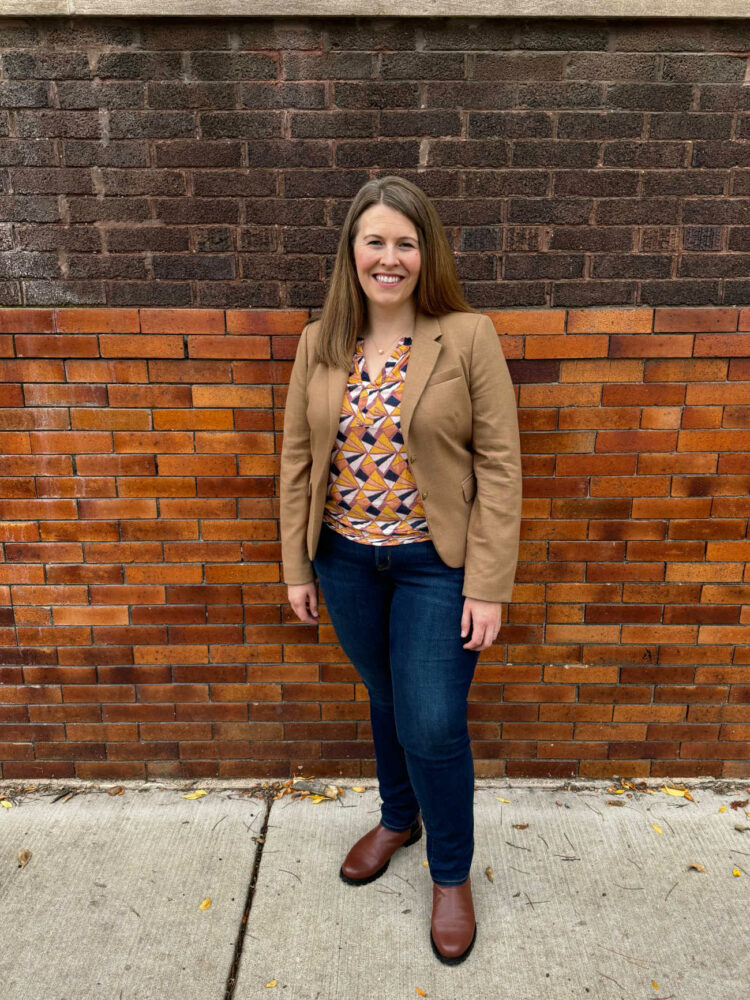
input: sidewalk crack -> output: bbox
[223,791,275,999]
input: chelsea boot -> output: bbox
[429,875,477,964]
[339,816,422,885]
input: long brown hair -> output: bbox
[311,176,479,370]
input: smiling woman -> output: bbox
[279,175,523,965]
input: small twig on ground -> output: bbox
[505,840,532,851]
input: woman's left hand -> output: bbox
[460,597,503,651]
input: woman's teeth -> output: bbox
[374,275,403,284]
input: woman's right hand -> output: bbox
[288,582,319,624]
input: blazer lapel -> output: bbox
[400,311,442,447]
[326,310,443,452]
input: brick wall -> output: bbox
[1,304,748,781]
[2,16,750,309]
[1,15,749,779]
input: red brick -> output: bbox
[654,308,738,332]
[226,309,308,335]
[140,309,225,335]
[0,309,55,333]
[16,335,99,358]
[56,309,140,334]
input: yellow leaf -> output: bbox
[688,862,706,873]
[719,805,727,813]
[651,980,658,990]
[684,790,695,802]
[183,790,207,800]
[613,789,626,794]
[485,866,494,882]
[351,786,366,793]
[423,860,429,867]
[652,824,663,834]
[265,980,278,987]
[660,786,686,797]
[309,795,326,803]
[1,799,12,809]
[17,849,31,867]
[495,797,510,803]
[732,868,741,877]
[199,897,211,910]
[416,989,427,997]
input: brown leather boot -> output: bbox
[339,816,422,885]
[429,875,477,964]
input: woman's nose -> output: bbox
[379,244,399,264]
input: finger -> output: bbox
[463,620,483,650]
[460,605,471,638]
[308,591,319,618]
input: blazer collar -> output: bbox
[327,310,443,451]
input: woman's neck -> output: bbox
[362,301,417,340]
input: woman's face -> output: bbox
[352,203,421,310]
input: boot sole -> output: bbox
[339,823,423,886]
[430,921,477,965]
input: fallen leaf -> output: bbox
[351,786,366,793]
[199,897,211,910]
[512,823,529,830]
[1,799,12,809]
[688,862,706,873]
[485,866,494,882]
[719,805,727,813]
[265,980,277,988]
[107,786,124,796]
[17,849,31,868]
[651,980,659,990]
[183,790,207,800]
[308,795,326,804]
[652,824,663,834]
[423,860,429,867]
[730,799,749,810]
[416,989,427,997]
[496,797,510,803]
[684,790,695,802]
[732,868,741,877]
[660,785,687,797]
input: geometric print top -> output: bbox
[322,334,432,546]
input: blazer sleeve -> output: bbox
[462,314,522,603]
[279,322,315,586]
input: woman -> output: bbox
[279,176,522,964]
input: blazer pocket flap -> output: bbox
[461,472,476,502]
[426,365,462,386]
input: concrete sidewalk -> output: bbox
[0,776,748,1000]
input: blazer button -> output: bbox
[421,490,428,500]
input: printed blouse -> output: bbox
[322,334,431,546]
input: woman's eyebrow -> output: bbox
[361,232,417,240]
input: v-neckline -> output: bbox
[358,335,408,385]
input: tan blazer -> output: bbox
[279,310,522,603]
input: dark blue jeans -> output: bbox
[312,521,481,886]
